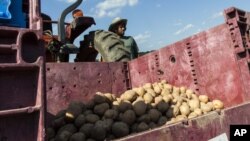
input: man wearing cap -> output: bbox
[65,9,84,42]
[108,17,139,59]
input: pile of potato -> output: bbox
[47,80,224,141]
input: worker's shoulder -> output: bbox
[122,36,136,41]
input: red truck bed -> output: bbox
[45,7,250,141]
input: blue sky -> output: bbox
[41,0,250,53]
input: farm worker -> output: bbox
[108,17,139,59]
[65,9,84,42]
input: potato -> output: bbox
[103,93,116,102]
[121,110,136,125]
[145,88,156,97]
[162,95,172,103]
[83,110,93,116]
[118,100,132,113]
[66,101,84,120]
[133,87,146,96]
[164,84,173,92]
[121,90,137,102]
[157,116,168,126]
[69,132,86,141]
[199,95,209,103]
[160,80,167,84]
[57,124,77,135]
[137,114,151,124]
[180,103,190,116]
[112,122,130,138]
[149,122,157,129]
[143,83,152,89]
[153,83,162,94]
[143,93,153,104]
[79,123,94,137]
[175,99,183,107]
[91,125,106,141]
[106,135,115,140]
[47,127,55,140]
[55,131,72,141]
[200,102,213,113]
[185,89,194,99]
[93,93,107,104]
[188,112,198,119]
[52,117,66,129]
[85,114,100,123]
[166,118,176,124]
[191,94,199,100]
[188,99,200,111]
[212,99,224,109]
[180,86,187,94]
[137,122,149,132]
[161,88,171,96]
[74,114,85,128]
[186,89,194,95]
[133,100,147,116]
[104,109,119,119]
[148,109,162,122]
[134,96,144,102]
[172,86,180,95]
[194,108,202,116]
[175,115,187,121]
[131,123,138,133]
[94,103,109,116]
[157,101,169,113]
[95,119,113,133]
[112,101,120,110]
[154,95,163,104]
[180,93,188,98]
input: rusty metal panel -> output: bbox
[46,62,111,115]
[0,64,45,141]
[109,62,130,95]
[129,17,247,108]
[0,113,40,141]
[129,39,197,91]
[46,62,127,115]
[189,24,244,107]
[158,39,196,90]
[128,54,153,87]
[224,7,250,102]
[0,1,45,140]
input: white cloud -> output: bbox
[134,31,151,43]
[174,24,194,35]
[94,0,139,18]
[202,11,223,25]
[128,0,138,6]
[211,12,223,19]
[173,19,183,26]
[57,0,88,3]
[58,0,77,3]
